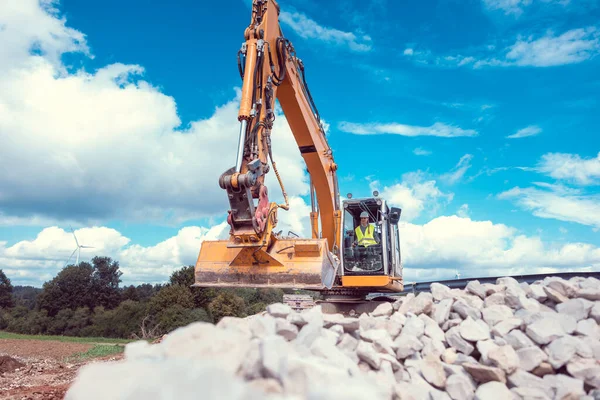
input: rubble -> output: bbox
[66,275,600,399]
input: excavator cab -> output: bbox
[337,194,403,291]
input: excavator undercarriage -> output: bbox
[192,0,405,314]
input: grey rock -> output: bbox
[442,348,458,364]
[487,345,519,374]
[576,318,600,338]
[402,314,426,338]
[543,276,578,298]
[528,284,548,302]
[275,318,299,341]
[543,373,585,400]
[482,283,505,296]
[504,328,535,351]
[466,280,487,299]
[510,387,550,400]
[591,302,600,324]
[433,298,454,326]
[359,328,395,356]
[476,340,499,366]
[406,292,434,315]
[482,305,513,327]
[525,316,566,345]
[420,314,446,343]
[249,314,277,338]
[446,374,476,400]
[295,321,323,347]
[516,346,547,372]
[504,285,526,309]
[453,298,482,320]
[356,340,381,370]
[579,277,600,290]
[287,312,308,328]
[566,357,600,389]
[543,286,568,303]
[474,381,512,400]
[507,369,554,399]
[431,282,454,301]
[261,335,290,380]
[394,334,424,359]
[491,318,522,337]
[421,335,446,359]
[446,326,475,355]
[443,318,463,332]
[556,298,594,321]
[462,362,506,384]
[371,302,393,317]
[337,333,358,353]
[266,303,292,318]
[420,357,447,389]
[530,362,554,378]
[459,317,491,342]
[545,335,579,369]
[484,293,506,307]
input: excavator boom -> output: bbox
[193,0,404,301]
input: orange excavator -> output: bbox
[193,0,404,313]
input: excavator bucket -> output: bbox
[192,237,339,290]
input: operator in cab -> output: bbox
[353,211,380,247]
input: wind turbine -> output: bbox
[65,225,94,267]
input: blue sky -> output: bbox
[0,0,599,287]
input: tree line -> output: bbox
[0,256,312,339]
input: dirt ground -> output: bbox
[0,339,123,400]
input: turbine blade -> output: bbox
[64,248,77,268]
[80,245,94,249]
[70,225,80,247]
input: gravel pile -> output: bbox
[66,275,600,400]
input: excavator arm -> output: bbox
[194,0,342,290]
[193,0,404,302]
[219,0,341,252]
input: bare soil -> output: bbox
[0,339,123,400]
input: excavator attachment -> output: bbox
[192,237,339,290]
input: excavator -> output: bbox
[193,0,404,314]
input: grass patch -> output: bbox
[0,331,137,344]
[66,344,125,362]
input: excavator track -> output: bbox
[317,289,398,316]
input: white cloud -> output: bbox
[403,48,414,56]
[505,27,600,66]
[338,121,478,138]
[279,11,372,52]
[0,1,309,227]
[370,172,454,222]
[482,0,533,15]
[0,0,89,71]
[506,125,542,139]
[535,152,600,185]
[440,154,474,184]
[413,147,432,156]
[497,184,600,229]
[457,204,470,218]
[482,0,572,16]
[407,26,599,68]
[400,215,600,282]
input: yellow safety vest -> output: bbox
[355,224,377,247]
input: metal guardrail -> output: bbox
[367,271,600,299]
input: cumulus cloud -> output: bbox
[0,1,309,227]
[535,152,600,185]
[279,11,372,52]
[497,183,600,229]
[369,172,454,222]
[338,121,478,138]
[413,147,432,156]
[400,215,600,282]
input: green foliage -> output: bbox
[149,284,194,315]
[0,269,16,308]
[208,292,247,323]
[37,263,95,317]
[0,261,301,339]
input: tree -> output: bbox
[149,284,194,315]
[37,264,94,317]
[208,292,246,323]
[90,256,122,309]
[0,270,15,308]
[169,265,219,308]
